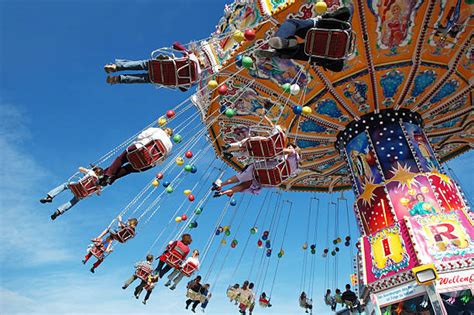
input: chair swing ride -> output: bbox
[42,0,474,314]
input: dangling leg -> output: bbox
[158,263,173,278]
[41,182,68,203]
[51,196,79,220]
[191,300,200,312]
[185,299,193,309]
[153,260,166,276]
[219,181,253,196]
[134,280,146,299]
[82,251,93,264]
[90,258,104,273]
[269,19,315,50]
[105,59,149,72]
[169,272,185,290]
[142,286,154,305]
[165,268,179,287]
[122,274,138,289]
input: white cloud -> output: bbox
[0,104,73,266]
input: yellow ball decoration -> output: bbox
[233,30,245,42]
[158,117,167,126]
[184,189,192,196]
[223,225,230,231]
[175,216,182,223]
[302,106,312,115]
[315,1,328,14]
[208,80,218,89]
[176,157,185,166]
[221,239,227,245]
[152,179,160,187]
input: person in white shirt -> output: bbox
[164,249,200,290]
[40,165,104,220]
[101,127,173,185]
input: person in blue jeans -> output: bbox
[40,165,104,220]
[257,7,351,72]
[104,41,201,88]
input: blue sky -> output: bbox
[1,1,473,315]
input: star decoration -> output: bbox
[359,180,382,206]
[389,162,418,190]
[431,169,451,186]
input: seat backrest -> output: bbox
[148,58,197,86]
[69,176,99,199]
[113,226,135,243]
[127,140,165,171]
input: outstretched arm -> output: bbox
[117,215,125,227]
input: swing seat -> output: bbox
[126,140,167,171]
[165,249,185,269]
[186,289,201,301]
[226,288,239,299]
[68,175,100,200]
[304,19,355,60]
[245,130,286,158]
[148,55,198,88]
[110,226,136,243]
[259,300,270,308]
[90,243,105,259]
[180,262,198,277]
[135,265,153,281]
[254,159,291,186]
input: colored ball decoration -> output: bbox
[335,247,340,252]
[221,239,227,245]
[225,108,236,118]
[189,221,198,229]
[266,249,272,257]
[152,179,159,187]
[156,172,164,179]
[188,194,195,202]
[208,80,218,89]
[331,250,336,256]
[265,240,271,248]
[302,242,308,250]
[278,249,284,258]
[175,216,182,223]
[315,1,328,14]
[166,110,175,118]
[322,252,327,258]
[235,55,243,67]
[181,214,187,221]
[190,165,197,174]
[302,106,312,115]
[311,248,316,255]
[345,241,350,247]
[162,181,170,187]
[244,29,256,41]
[231,239,238,246]
[263,231,269,236]
[225,229,231,236]
[184,189,192,196]
[250,227,258,234]
[257,239,263,247]
[176,157,185,166]
[194,207,202,215]
[282,83,291,93]
[323,248,329,254]
[241,56,253,69]
[166,186,174,193]
[336,237,342,243]
[293,105,303,115]
[223,226,230,231]
[233,30,245,42]
[173,134,183,143]
[333,239,338,245]
[230,198,237,206]
[158,117,167,126]
[184,164,192,172]
[345,236,351,241]
[310,244,316,250]
[290,84,300,95]
[185,150,193,159]
[218,84,228,95]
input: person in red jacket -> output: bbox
[154,233,193,278]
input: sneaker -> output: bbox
[142,300,147,305]
[104,64,117,73]
[170,285,176,290]
[135,293,140,299]
[213,192,223,198]
[122,285,127,290]
[164,281,171,287]
[82,260,86,265]
[268,37,297,49]
[186,304,190,310]
[211,180,222,191]
[51,210,60,221]
[40,196,53,204]
[255,49,278,58]
[106,76,121,84]
[90,268,95,273]
[191,309,196,313]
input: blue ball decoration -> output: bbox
[265,240,271,248]
[190,165,197,174]
[293,105,303,115]
[235,55,243,67]
[230,198,237,206]
[163,181,170,188]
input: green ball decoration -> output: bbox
[311,249,316,255]
[278,252,283,258]
[173,134,183,143]
[195,207,202,215]
[282,83,291,93]
[188,223,194,228]
[225,229,231,236]
[225,108,236,118]
[184,165,192,172]
[242,56,253,69]
[250,227,257,234]
[166,186,174,193]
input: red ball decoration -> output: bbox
[156,172,164,179]
[185,150,193,159]
[166,110,175,118]
[244,29,256,41]
[181,214,187,221]
[217,84,228,95]
[225,191,234,197]
[188,194,195,202]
